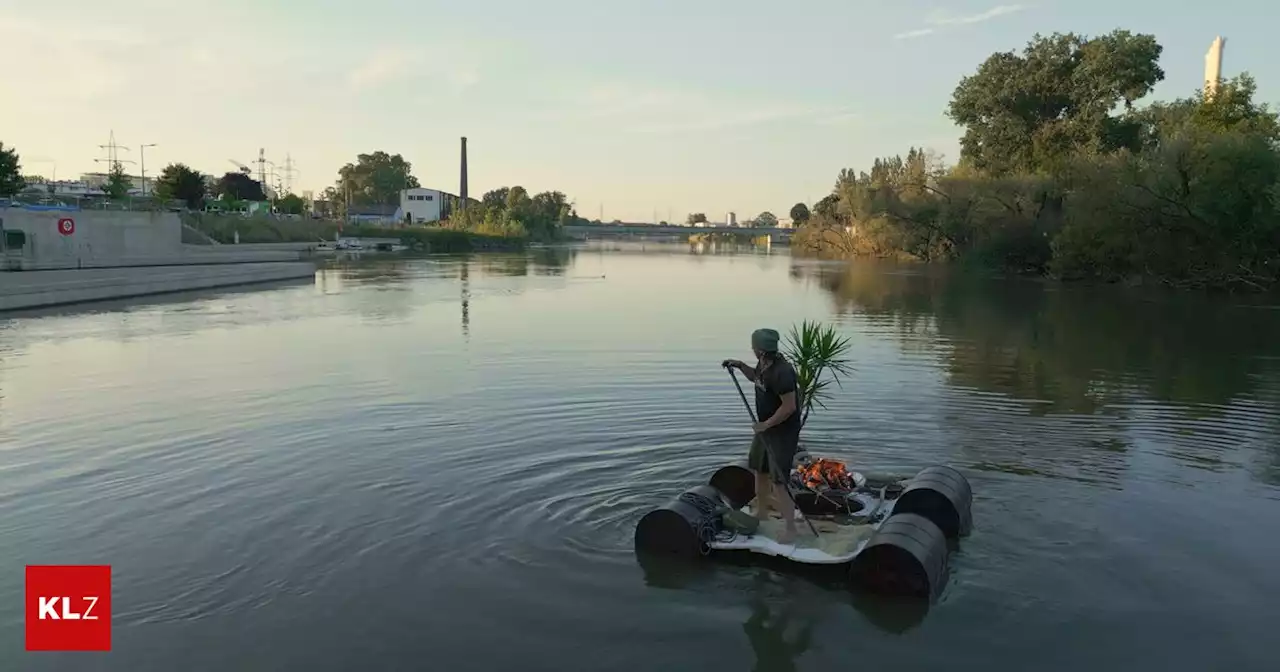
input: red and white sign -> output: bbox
[57,218,75,236]
[25,565,112,651]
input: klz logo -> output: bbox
[25,565,111,651]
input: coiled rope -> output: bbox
[677,491,738,554]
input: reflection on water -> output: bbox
[790,260,1280,490]
[744,575,814,672]
[460,261,470,337]
[0,246,1276,672]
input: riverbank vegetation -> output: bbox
[793,30,1280,291]
[442,186,585,240]
[183,214,524,252]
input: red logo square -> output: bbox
[25,565,112,651]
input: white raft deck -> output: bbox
[708,490,898,564]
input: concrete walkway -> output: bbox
[0,262,317,311]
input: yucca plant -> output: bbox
[783,320,853,428]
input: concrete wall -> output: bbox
[1,208,181,267]
[0,262,317,312]
[0,207,308,269]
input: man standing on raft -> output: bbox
[722,328,804,544]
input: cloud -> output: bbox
[560,83,855,135]
[894,4,1026,40]
[893,28,938,40]
[346,46,481,92]
[347,47,421,89]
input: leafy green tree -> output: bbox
[102,162,131,200]
[812,194,840,221]
[686,212,707,225]
[789,202,810,225]
[754,211,779,227]
[481,188,510,209]
[335,151,420,205]
[154,163,207,209]
[505,186,530,212]
[215,171,266,201]
[947,30,1164,175]
[1137,73,1280,148]
[1,143,26,197]
[277,193,306,215]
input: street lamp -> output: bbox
[139,144,157,197]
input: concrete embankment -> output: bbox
[0,263,317,311]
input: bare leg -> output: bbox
[774,480,799,544]
[753,471,773,519]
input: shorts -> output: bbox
[748,431,799,484]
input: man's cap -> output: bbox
[751,328,780,353]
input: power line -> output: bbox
[96,130,134,170]
[282,153,298,194]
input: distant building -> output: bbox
[727,212,737,227]
[79,172,154,195]
[1205,36,1226,99]
[18,180,103,199]
[347,204,401,226]
[311,199,335,219]
[399,187,445,223]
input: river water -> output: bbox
[1,242,1277,671]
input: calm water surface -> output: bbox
[1,242,1278,671]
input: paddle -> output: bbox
[724,365,820,540]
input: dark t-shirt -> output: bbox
[754,357,802,439]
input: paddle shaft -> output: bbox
[725,366,819,539]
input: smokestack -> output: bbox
[1205,36,1226,100]
[459,136,468,210]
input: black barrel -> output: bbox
[891,465,973,539]
[634,485,729,559]
[848,513,949,600]
[708,464,756,510]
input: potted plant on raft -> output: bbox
[781,320,853,454]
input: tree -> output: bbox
[790,203,810,225]
[754,211,779,227]
[947,30,1164,175]
[215,171,266,201]
[1137,73,1280,149]
[0,143,25,197]
[335,151,420,206]
[102,162,131,200]
[153,163,207,209]
[481,188,510,209]
[686,212,708,225]
[277,193,306,215]
[812,194,840,221]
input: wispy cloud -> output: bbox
[558,83,856,135]
[893,4,1026,40]
[346,46,481,92]
[347,47,421,89]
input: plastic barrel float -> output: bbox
[635,460,974,600]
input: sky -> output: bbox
[1,0,1277,222]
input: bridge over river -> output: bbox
[562,223,793,243]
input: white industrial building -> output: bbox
[399,187,445,223]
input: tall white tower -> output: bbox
[1205,36,1226,99]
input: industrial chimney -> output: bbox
[1205,36,1226,100]
[459,136,469,210]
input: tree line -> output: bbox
[0,146,583,240]
[791,29,1280,291]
